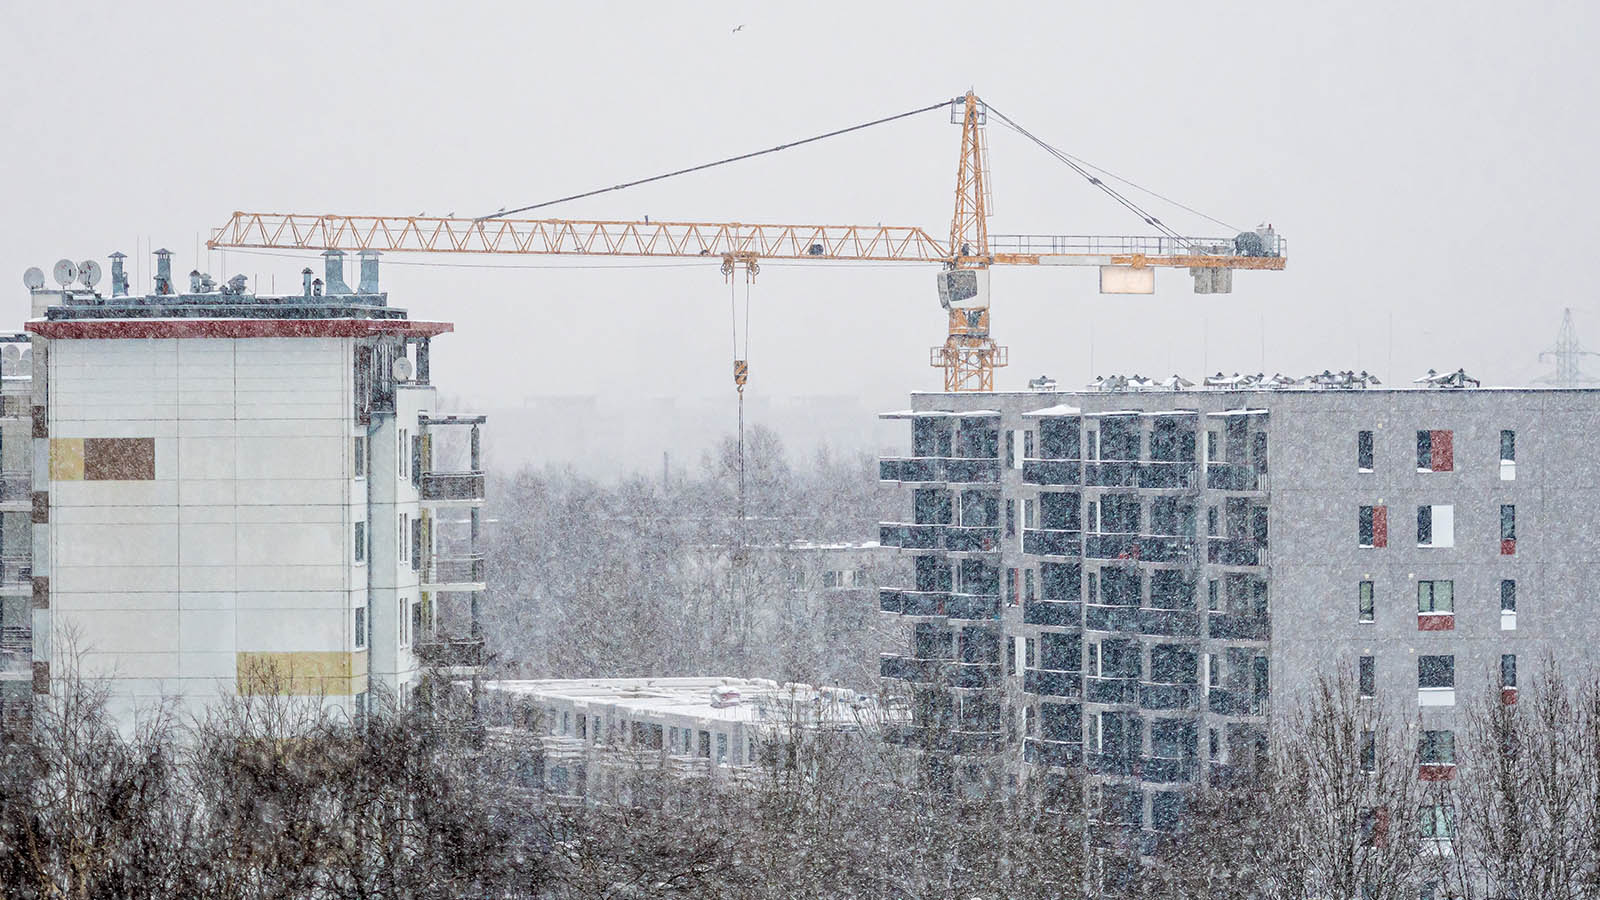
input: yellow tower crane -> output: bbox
[208,91,1287,392]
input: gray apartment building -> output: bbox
[876,374,1593,852]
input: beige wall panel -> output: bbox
[52,505,179,525]
[177,480,236,506]
[172,591,239,611]
[76,651,182,679]
[178,523,236,566]
[176,389,235,406]
[178,651,238,680]
[235,479,344,506]
[235,608,342,651]
[177,505,236,525]
[177,437,237,479]
[237,564,347,592]
[51,480,178,507]
[54,523,178,567]
[61,609,179,653]
[176,418,237,437]
[237,436,345,480]
[50,419,179,439]
[236,504,346,525]
[178,610,235,652]
[236,522,343,566]
[51,565,180,593]
[237,401,348,420]
[49,590,179,611]
[236,417,350,438]
[177,567,238,592]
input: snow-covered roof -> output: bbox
[484,677,881,729]
[1207,408,1270,417]
[1021,404,1081,418]
[1140,409,1199,417]
[1083,409,1143,418]
[878,409,948,419]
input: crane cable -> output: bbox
[479,98,956,221]
[728,262,753,555]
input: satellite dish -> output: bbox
[51,259,78,287]
[391,356,414,382]
[22,267,44,290]
[78,259,101,288]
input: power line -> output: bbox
[479,98,956,220]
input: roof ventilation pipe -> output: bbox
[322,249,352,295]
[109,252,128,297]
[153,248,173,295]
[357,250,380,293]
[302,267,314,298]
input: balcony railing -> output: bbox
[1209,612,1271,640]
[1022,458,1081,486]
[1139,681,1201,711]
[1207,688,1268,717]
[424,555,485,585]
[944,525,1001,552]
[1085,532,1139,559]
[1025,737,1084,768]
[1022,528,1081,558]
[1138,608,1201,637]
[1138,461,1197,489]
[1084,675,1138,705]
[0,557,30,586]
[1205,464,1263,492]
[945,457,1002,484]
[879,457,943,483]
[878,523,940,550]
[945,592,1000,620]
[1139,755,1197,784]
[413,635,485,668]
[949,662,1002,690]
[1023,668,1081,698]
[1208,537,1267,567]
[1023,599,1079,627]
[1084,532,1196,562]
[884,724,1004,753]
[1085,460,1138,487]
[1086,751,1137,777]
[1084,604,1137,632]
[879,654,940,682]
[418,471,485,502]
[0,625,29,677]
[0,472,29,503]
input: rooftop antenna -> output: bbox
[1534,308,1600,387]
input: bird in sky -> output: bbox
[731,24,744,33]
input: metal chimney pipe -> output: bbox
[153,248,173,295]
[322,249,352,295]
[302,267,314,298]
[109,252,128,297]
[357,250,380,293]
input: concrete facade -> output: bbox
[877,381,1598,846]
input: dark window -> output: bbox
[1025,637,1036,669]
[1501,654,1517,688]
[1007,568,1017,606]
[354,607,366,649]
[354,521,366,563]
[1420,730,1454,765]
[1150,570,1195,611]
[1149,644,1198,684]
[1417,581,1453,614]
[1359,581,1374,622]
[1359,656,1376,697]
[411,600,423,642]
[1358,430,1374,470]
[1417,429,1453,471]
[1419,655,1455,690]
[1416,430,1431,470]
[1151,792,1185,833]
[1207,579,1220,611]
[1024,430,1035,459]
[1501,505,1516,541]
[411,435,423,487]
[1005,499,1015,537]
[1417,506,1432,546]
[1359,506,1387,547]
[353,436,366,478]
[1501,580,1516,612]
[1361,730,1376,771]
[1040,562,1080,603]
[1500,429,1515,462]
[1024,568,1035,602]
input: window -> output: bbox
[1501,580,1517,630]
[411,518,423,572]
[1025,637,1036,670]
[1209,727,1221,760]
[398,513,407,562]
[1359,656,1376,698]
[1420,730,1455,765]
[1007,568,1018,606]
[1024,430,1035,459]
[1024,568,1035,602]
[354,607,366,649]
[1500,505,1516,554]
[411,600,423,643]
[1206,653,1219,688]
[1360,730,1376,772]
[1501,654,1517,689]
[1357,430,1374,472]
[1358,581,1375,622]
[1416,505,1454,547]
[1086,642,1100,677]
[1416,430,1453,472]
[1005,499,1015,538]
[398,429,407,477]
[1419,655,1454,689]
[354,521,366,563]
[1359,505,1387,548]
[1417,580,1454,614]
[1205,431,1219,463]
[398,596,409,647]
[1208,579,1220,612]
[412,434,423,487]
[1500,429,1516,480]
[1420,805,1455,841]
[353,436,366,478]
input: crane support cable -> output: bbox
[480,98,956,221]
[984,102,1224,248]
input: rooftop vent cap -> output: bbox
[108,252,128,297]
[321,249,352,295]
[153,249,174,295]
[357,250,380,293]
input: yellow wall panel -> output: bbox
[49,438,84,481]
[236,650,366,697]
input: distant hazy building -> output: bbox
[877,372,1590,851]
[20,249,486,727]
[0,333,35,727]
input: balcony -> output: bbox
[879,654,939,682]
[1085,460,1138,488]
[944,457,1001,484]
[1209,612,1270,641]
[1139,755,1196,784]
[949,662,1002,690]
[1085,532,1138,560]
[1023,668,1081,698]
[1131,535,1195,564]
[1138,461,1197,490]
[1086,751,1137,777]
[1025,737,1083,768]
[1023,599,1079,627]
[1084,675,1138,705]
[1207,688,1268,717]
[1208,537,1267,567]
[0,557,30,587]
[879,456,943,483]
[878,523,940,550]
[1023,528,1081,558]
[0,625,30,678]
[422,555,486,591]
[1139,682,1201,711]
[1205,464,1263,492]
[418,471,485,505]
[1137,608,1201,637]
[944,525,1001,552]
[413,635,485,670]
[1022,458,1081,486]
[1084,604,1137,632]
[0,472,29,507]
[945,592,1000,620]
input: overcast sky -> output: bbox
[2,2,1596,441]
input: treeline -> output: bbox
[6,662,1600,898]
[480,425,901,688]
